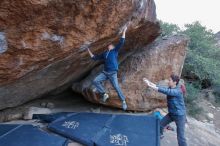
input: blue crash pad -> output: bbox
[0,124,68,146]
[48,113,160,146]
[33,112,72,123]
[95,115,160,146]
[0,124,18,137]
[48,113,113,146]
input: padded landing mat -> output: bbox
[0,124,68,146]
[48,113,160,146]
[0,124,18,137]
[49,113,113,146]
[33,112,72,123]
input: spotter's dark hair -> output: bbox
[170,74,180,85]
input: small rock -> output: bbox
[90,108,100,113]
[40,102,55,108]
[208,104,216,109]
[207,113,214,119]
[6,113,23,122]
[46,102,55,109]
[23,107,52,120]
[210,106,216,109]
[215,129,220,134]
[207,103,212,106]
[40,102,47,107]
[202,119,208,123]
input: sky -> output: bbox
[155,0,220,33]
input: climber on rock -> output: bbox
[143,74,188,146]
[86,26,128,110]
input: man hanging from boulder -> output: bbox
[87,26,128,110]
[143,74,188,146]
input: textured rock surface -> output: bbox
[72,35,188,111]
[0,0,160,110]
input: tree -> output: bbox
[159,20,220,86]
[159,20,180,36]
[182,21,220,87]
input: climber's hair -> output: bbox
[170,74,180,85]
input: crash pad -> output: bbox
[0,124,68,146]
[48,113,160,146]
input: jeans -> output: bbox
[93,71,126,101]
[160,114,187,146]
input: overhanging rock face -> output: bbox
[72,35,188,111]
[0,0,160,110]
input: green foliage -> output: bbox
[185,82,203,118]
[213,85,220,105]
[183,21,216,52]
[183,49,220,85]
[159,20,180,36]
[182,21,220,86]
[160,21,220,86]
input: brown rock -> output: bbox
[46,102,55,109]
[72,35,188,111]
[23,106,52,120]
[0,0,160,110]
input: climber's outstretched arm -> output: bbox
[87,48,104,61]
[114,26,127,51]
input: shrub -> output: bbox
[185,82,203,118]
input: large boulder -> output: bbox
[72,35,188,111]
[0,0,160,110]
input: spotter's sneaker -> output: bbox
[166,125,175,131]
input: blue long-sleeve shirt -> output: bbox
[158,86,186,116]
[92,38,125,72]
